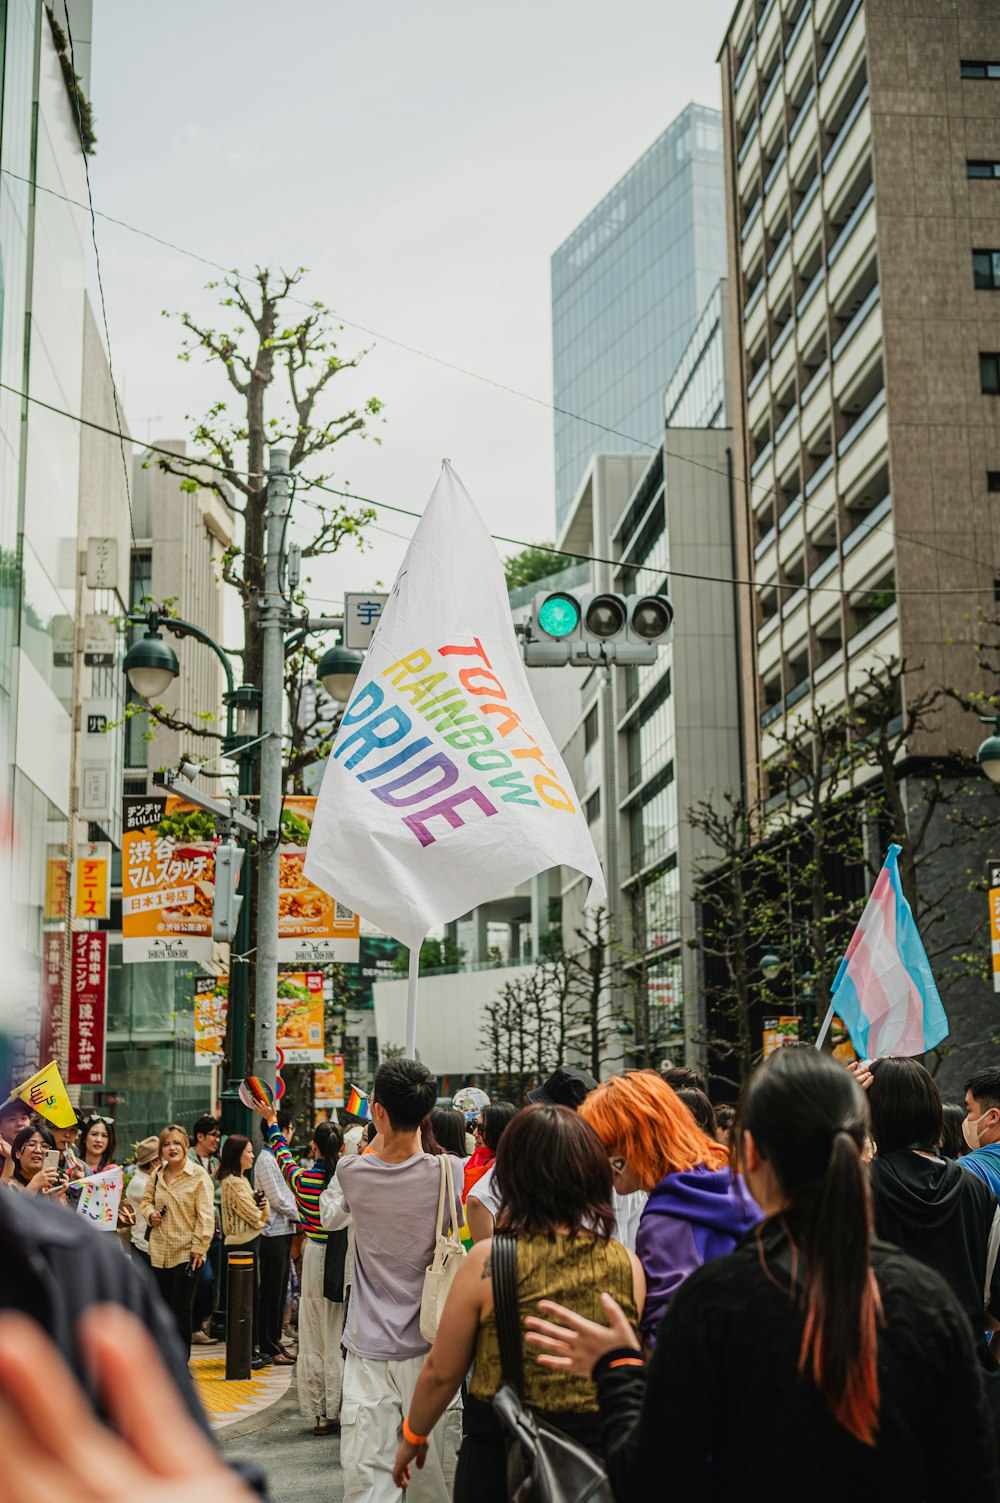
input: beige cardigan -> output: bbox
[220,1173,269,1245]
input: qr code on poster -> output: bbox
[335,902,353,923]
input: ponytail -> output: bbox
[740,1048,881,1447]
[313,1120,343,1189]
[797,1129,881,1446]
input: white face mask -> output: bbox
[963,1114,982,1152]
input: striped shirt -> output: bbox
[264,1123,329,1242]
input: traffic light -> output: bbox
[523,590,673,666]
[213,841,246,944]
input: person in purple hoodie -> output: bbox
[580,1070,761,1346]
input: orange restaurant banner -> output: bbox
[194,974,228,1066]
[276,971,324,1062]
[74,842,111,920]
[314,1054,344,1109]
[278,797,359,965]
[45,856,68,921]
[122,796,216,963]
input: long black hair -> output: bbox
[479,1100,517,1152]
[312,1120,343,1189]
[430,1107,467,1157]
[80,1115,116,1170]
[738,1047,880,1446]
[217,1133,250,1182]
[494,1104,614,1240]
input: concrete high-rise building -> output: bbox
[551,103,728,531]
[558,283,741,1069]
[719,0,1000,782]
[718,0,1000,1084]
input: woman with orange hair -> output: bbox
[580,1070,760,1346]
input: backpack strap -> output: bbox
[491,1231,524,1397]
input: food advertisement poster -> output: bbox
[762,1016,800,1058]
[278,798,359,965]
[194,974,228,1065]
[314,1054,345,1109]
[122,797,215,963]
[277,971,324,1061]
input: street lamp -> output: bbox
[123,625,179,699]
[760,950,783,980]
[317,643,363,702]
[977,714,1000,784]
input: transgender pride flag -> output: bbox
[828,844,949,1057]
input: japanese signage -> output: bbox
[79,698,116,822]
[278,797,359,964]
[989,860,1000,994]
[122,796,215,963]
[762,1016,800,1058]
[45,857,68,921]
[85,536,119,590]
[314,1054,345,1109]
[83,614,116,668]
[194,975,228,1065]
[344,592,389,651]
[276,972,324,1062]
[73,843,111,920]
[39,930,65,1064]
[68,931,107,1085]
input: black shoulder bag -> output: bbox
[490,1232,614,1503]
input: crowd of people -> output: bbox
[4,1049,1000,1499]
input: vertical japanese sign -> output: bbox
[68,932,107,1085]
[122,797,216,963]
[194,975,228,1065]
[73,843,111,920]
[45,857,67,920]
[39,930,65,1065]
[989,861,1000,994]
[314,1054,345,1109]
[276,972,324,1061]
[278,798,359,965]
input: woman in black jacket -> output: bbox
[864,1056,1000,1340]
[525,1047,998,1501]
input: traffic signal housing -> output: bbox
[524,590,673,666]
[213,840,246,944]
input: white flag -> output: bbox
[75,1165,123,1229]
[304,462,606,949]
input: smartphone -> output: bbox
[43,1149,60,1174]
[185,1259,199,1280]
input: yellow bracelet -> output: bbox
[402,1416,428,1446]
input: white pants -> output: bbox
[341,1350,461,1503]
[297,1237,346,1422]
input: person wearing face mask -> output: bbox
[961,1068,1000,1200]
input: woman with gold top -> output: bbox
[392,1104,645,1503]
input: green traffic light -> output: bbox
[537,593,580,638]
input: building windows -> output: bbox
[967,161,1000,179]
[585,790,601,825]
[981,354,1000,394]
[987,471,1000,492]
[974,251,1000,289]
[961,61,1000,79]
[583,705,599,752]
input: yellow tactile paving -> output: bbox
[190,1354,293,1430]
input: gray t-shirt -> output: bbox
[320,1151,464,1361]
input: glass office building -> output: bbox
[551,103,727,532]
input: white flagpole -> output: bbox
[814,1002,836,1050]
[405,942,422,1059]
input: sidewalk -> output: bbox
[190,1344,294,1432]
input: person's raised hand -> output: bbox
[524,1293,640,1377]
[25,1166,59,1197]
[0,1305,255,1503]
[847,1059,874,1092]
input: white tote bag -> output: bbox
[419,1156,467,1343]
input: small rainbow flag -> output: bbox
[239,1076,275,1112]
[345,1085,372,1121]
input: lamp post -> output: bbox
[759,944,817,1040]
[977,715,1000,784]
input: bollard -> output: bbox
[225,1248,254,1380]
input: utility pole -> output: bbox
[253,448,291,1090]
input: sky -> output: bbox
[87,0,735,636]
